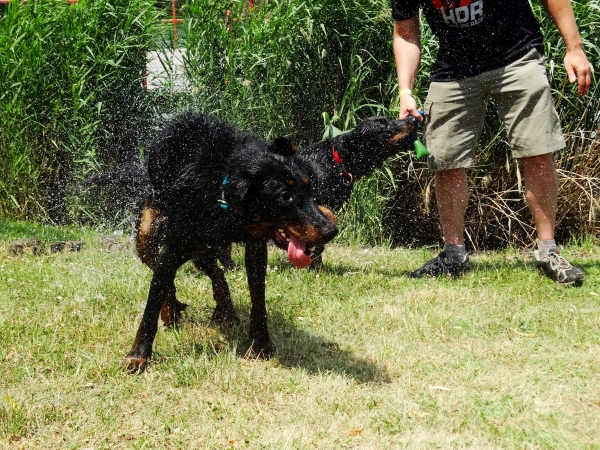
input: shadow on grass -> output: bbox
[268,251,408,279]
[261,309,390,384]
[175,302,390,385]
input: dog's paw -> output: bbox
[123,355,148,374]
[222,262,239,272]
[160,300,188,328]
[211,309,241,327]
[246,339,276,360]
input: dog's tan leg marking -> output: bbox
[136,206,165,270]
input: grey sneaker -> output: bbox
[408,251,471,278]
[535,250,584,286]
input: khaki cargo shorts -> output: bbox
[423,49,566,171]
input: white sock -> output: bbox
[444,244,467,263]
[537,239,557,260]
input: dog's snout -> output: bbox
[318,205,336,225]
[321,222,338,241]
[402,116,417,128]
[317,205,338,241]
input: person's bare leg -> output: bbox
[521,153,583,285]
[436,168,469,245]
[521,154,557,240]
[408,167,470,278]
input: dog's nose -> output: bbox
[321,223,338,242]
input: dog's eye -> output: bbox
[279,191,293,205]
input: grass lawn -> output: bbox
[1,221,599,449]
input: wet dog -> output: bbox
[183,116,418,270]
[292,116,418,268]
[123,112,337,372]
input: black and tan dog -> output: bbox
[124,112,337,372]
[291,116,418,268]
[135,115,417,320]
[181,116,418,270]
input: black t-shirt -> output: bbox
[391,0,545,81]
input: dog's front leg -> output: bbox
[245,239,275,359]
[124,244,190,373]
[309,245,325,270]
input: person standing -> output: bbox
[392,0,592,284]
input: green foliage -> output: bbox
[0,0,598,247]
[336,164,397,246]
[0,220,87,244]
[0,0,160,221]
[181,0,395,143]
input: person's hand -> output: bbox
[564,47,592,95]
[399,92,423,122]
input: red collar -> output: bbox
[331,146,354,184]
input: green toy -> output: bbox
[414,109,430,159]
[414,139,429,158]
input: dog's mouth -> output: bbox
[267,206,336,269]
[378,121,419,160]
[389,120,419,146]
[272,229,314,268]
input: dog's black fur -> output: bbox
[193,116,418,269]
[84,114,416,370]
[123,112,337,372]
[291,116,417,267]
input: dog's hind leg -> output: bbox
[192,249,240,327]
[245,239,275,359]
[159,290,188,328]
[216,242,238,271]
[136,203,166,270]
[125,243,192,373]
[136,203,188,327]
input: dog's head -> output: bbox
[225,148,338,268]
[332,116,418,179]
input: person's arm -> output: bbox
[541,0,592,95]
[393,15,422,120]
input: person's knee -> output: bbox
[520,153,555,171]
[435,168,467,185]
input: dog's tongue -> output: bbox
[287,234,311,268]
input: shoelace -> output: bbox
[547,252,573,270]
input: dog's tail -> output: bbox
[82,164,149,188]
[83,163,152,193]
[81,163,153,207]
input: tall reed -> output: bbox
[0,0,160,222]
[1,0,597,248]
[179,0,394,143]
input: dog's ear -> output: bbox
[269,137,296,157]
[226,170,252,205]
[226,163,269,206]
[226,155,286,207]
